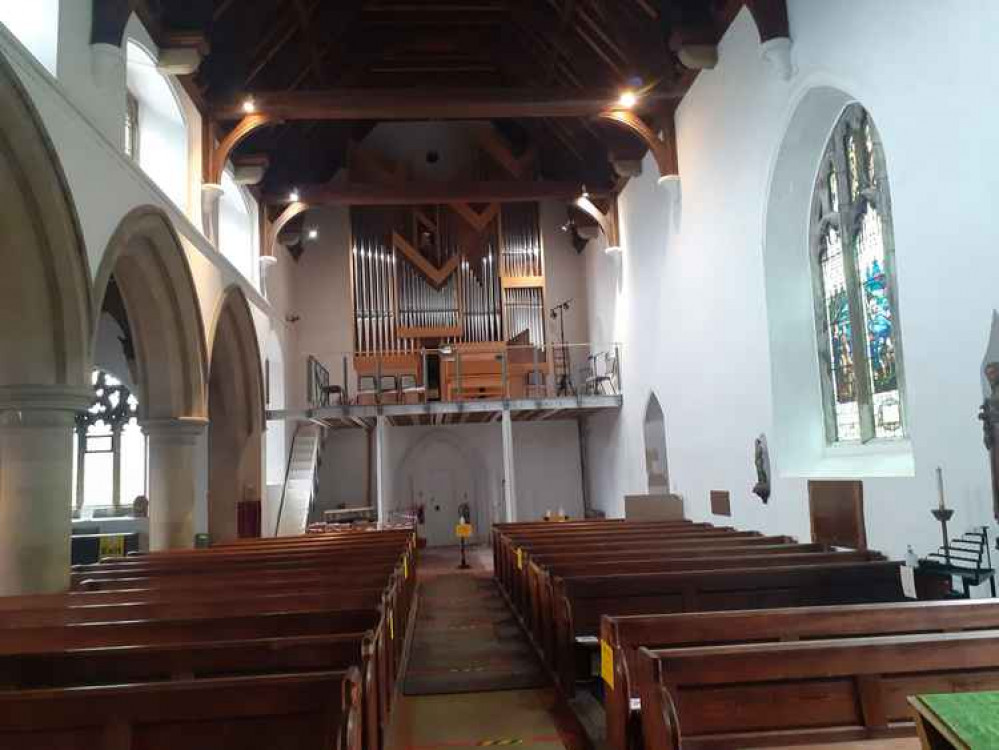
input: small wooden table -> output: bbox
[909,692,999,749]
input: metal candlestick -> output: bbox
[931,507,955,566]
[458,537,470,569]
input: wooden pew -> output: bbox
[0,631,383,750]
[509,535,800,641]
[492,520,702,589]
[499,532,793,600]
[603,599,999,750]
[0,609,380,654]
[550,560,906,692]
[2,528,415,750]
[526,549,880,669]
[0,669,363,750]
[0,588,386,628]
[636,629,999,749]
[503,531,793,607]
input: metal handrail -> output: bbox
[272,423,300,537]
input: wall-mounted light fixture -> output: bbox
[242,97,256,114]
[288,188,300,203]
[306,228,319,241]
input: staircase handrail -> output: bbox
[274,422,304,536]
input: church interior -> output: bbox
[2,1,999,748]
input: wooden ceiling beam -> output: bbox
[264,180,597,206]
[243,0,321,87]
[291,0,327,87]
[212,87,680,121]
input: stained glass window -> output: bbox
[811,105,905,444]
[124,92,140,160]
[73,370,147,515]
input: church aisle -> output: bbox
[388,547,586,750]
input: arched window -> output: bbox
[72,370,147,517]
[643,393,669,494]
[219,169,258,285]
[0,0,59,75]
[125,40,189,210]
[811,104,905,444]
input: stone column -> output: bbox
[501,408,517,523]
[143,418,209,550]
[0,385,92,595]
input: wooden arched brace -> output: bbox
[209,114,281,185]
[575,195,621,250]
[598,110,679,182]
[264,201,310,256]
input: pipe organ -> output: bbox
[350,203,546,353]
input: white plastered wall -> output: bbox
[584,1,999,561]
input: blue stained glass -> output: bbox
[857,206,897,394]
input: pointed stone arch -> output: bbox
[94,206,208,421]
[208,286,266,542]
[0,49,93,594]
[643,392,670,494]
[94,206,209,550]
[0,55,92,392]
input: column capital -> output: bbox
[201,183,225,201]
[0,385,92,419]
[142,417,209,444]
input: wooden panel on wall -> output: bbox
[710,490,731,517]
[808,480,867,550]
[625,494,684,521]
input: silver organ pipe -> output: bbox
[503,288,544,348]
[501,204,542,278]
[352,204,543,353]
[459,251,501,342]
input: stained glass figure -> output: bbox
[811,105,905,444]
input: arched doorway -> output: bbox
[208,287,265,543]
[0,50,93,593]
[395,430,488,546]
[643,393,670,494]
[94,206,208,550]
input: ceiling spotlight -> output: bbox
[242,96,256,114]
[289,188,300,203]
[618,89,638,109]
[307,228,319,241]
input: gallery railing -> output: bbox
[302,342,622,410]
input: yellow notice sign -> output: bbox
[99,535,125,559]
[403,555,410,579]
[389,610,395,641]
[455,523,473,539]
[601,640,614,688]
[516,548,524,570]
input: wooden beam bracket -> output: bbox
[574,195,621,251]
[208,114,282,185]
[599,110,679,183]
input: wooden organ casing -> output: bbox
[349,202,548,401]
